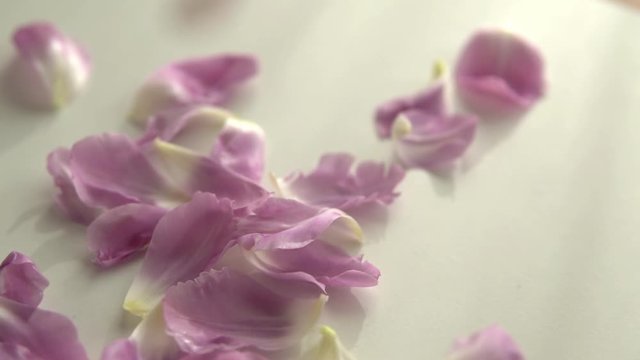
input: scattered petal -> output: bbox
[448,325,524,360]
[455,29,545,114]
[0,252,48,307]
[0,297,88,360]
[163,268,326,353]
[301,326,356,360]
[124,193,237,316]
[277,153,405,211]
[12,22,91,109]
[129,54,258,125]
[87,204,168,267]
[392,111,478,170]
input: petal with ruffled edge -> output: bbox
[448,325,524,360]
[391,111,478,171]
[87,204,168,267]
[455,30,545,115]
[277,153,404,212]
[0,297,88,360]
[129,54,258,125]
[0,252,48,307]
[164,268,326,354]
[301,326,356,360]
[124,193,237,317]
[12,22,91,109]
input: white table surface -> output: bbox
[2,1,640,359]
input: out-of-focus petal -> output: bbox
[12,22,91,109]
[448,325,524,360]
[0,252,48,307]
[101,340,139,360]
[87,204,168,267]
[277,153,405,212]
[0,297,88,360]
[180,350,268,360]
[455,30,545,114]
[129,54,258,125]
[392,111,478,171]
[141,106,266,182]
[164,268,326,353]
[124,193,237,316]
[301,326,356,360]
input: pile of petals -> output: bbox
[374,29,545,172]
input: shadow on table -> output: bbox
[172,0,239,30]
[325,287,369,347]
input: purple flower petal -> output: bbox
[0,297,88,360]
[392,111,478,171]
[278,153,405,212]
[87,204,168,267]
[163,268,326,353]
[124,193,237,316]
[181,350,268,360]
[129,54,258,125]
[449,325,524,360]
[12,22,91,108]
[455,30,545,114]
[0,252,48,307]
[101,340,139,360]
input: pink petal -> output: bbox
[455,30,545,115]
[129,54,258,124]
[449,325,524,360]
[124,193,237,316]
[163,268,325,353]
[12,22,91,108]
[393,111,478,170]
[280,153,405,212]
[101,340,139,360]
[87,204,168,267]
[181,350,268,360]
[0,252,48,308]
[0,297,88,360]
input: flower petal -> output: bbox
[392,111,478,170]
[163,268,326,353]
[455,30,545,114]
[129,54,258,125]
[448,325,524,360]
[0,252,48,307]
[101,340,139,360]
[87,204,168,267]
[301,326,356,360]
[181,351,268,360]
[0,297,88,360]
[124,193,237,316]
[12,22,91,108]
[277,153,405,212]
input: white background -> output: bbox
[1,1,640,359]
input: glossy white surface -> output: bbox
[1,1,640,358]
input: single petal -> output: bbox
[301,326,356,360]
[129,54,258,125]
[455,29,545,114]
[12,22,91,108]
[181,350,268,360]
[124,193,237,316]
[101,340,139,360]
[0,252,49,307]
[278,153,405,212]
[163,268,326,353]
[0,297,88,360]
[448,325,524,360]
[392,111,478,170]
[87,204,168,267]
[46,148,100,224]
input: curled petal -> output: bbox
[455,30,545,114]
[277,153,405,212]
[0,252,48,307]
[124,193,237,316]
[301,326,356,360]
[87,204,168,267]
[0,297,88,360]
[392,111,478,170]
[129,54,258,125]
[163,268,326,353]
[12,22,91,109]
[448,325,524,360]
